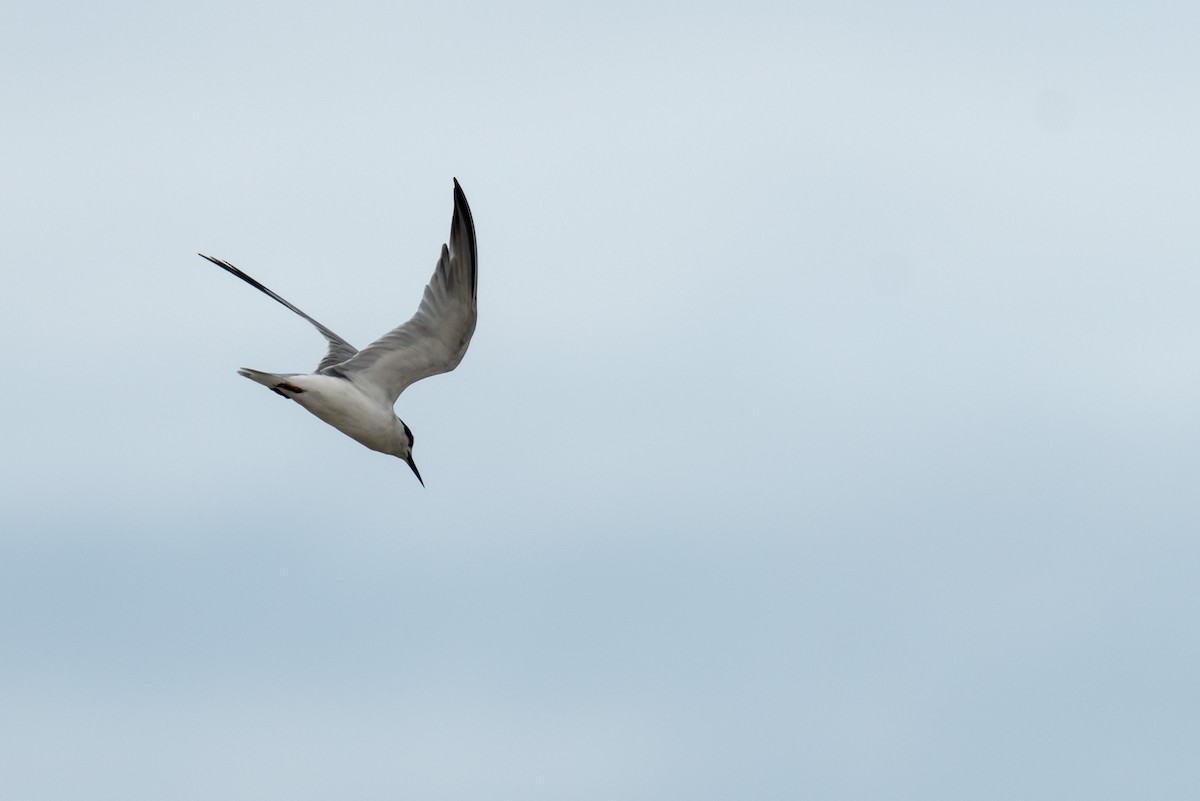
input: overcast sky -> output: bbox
[3,1,1200,798]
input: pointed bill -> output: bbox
[405,454,425,487]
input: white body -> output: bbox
[240,369,408,457]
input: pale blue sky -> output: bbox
[3,1,1200,798]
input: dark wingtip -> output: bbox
[449,178,477,299]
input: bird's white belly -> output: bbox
[287,374,395,453]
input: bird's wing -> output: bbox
[198,253,358,372]
[336,178,477,406]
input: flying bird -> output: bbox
[199,178,477,485]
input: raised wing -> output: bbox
[336,178,477,405]
[199,253,358,372]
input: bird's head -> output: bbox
[393,417,423,486]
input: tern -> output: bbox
[199,178,477,485]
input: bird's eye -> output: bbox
[402,421,414,446]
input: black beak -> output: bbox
[405,454,424,487]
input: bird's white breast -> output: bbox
[286,374,398,454]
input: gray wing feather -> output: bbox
[337,178,478,405]
[198,253,359,372]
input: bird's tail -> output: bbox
[238,368,305,398]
